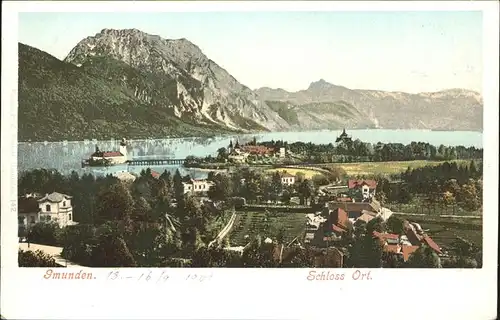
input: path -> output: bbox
[208,213,237,248]
[19,243,85,268]
[393,212,482,219]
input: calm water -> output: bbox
[18,129,483,177]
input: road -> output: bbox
[393,212,482,219]
[19,243,85,267]
[208,212,237,248]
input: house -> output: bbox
[241,145,275,156]
[182,179,215,194]
[329,208,349,230]
[228,152,247,163]
[348,179,377,200]
[281,172,296,185]
[90,138,128,164]
[402,220,442,255]
[18,192,76,229]
[355,211,377,224]
[151,170,161,179]
[278,147,286,158]
[327,200,381,220]
[422,235,442,254]
[401,245,420,262]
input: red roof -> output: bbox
[423,236,442,254]
[373,231,399,240]
[384,244,400,254]
[332,224,346,233]
[151,170,160,179]
[401,245,420,261]
[348,179,377,189]
[241,145,275,155]
[102,151,123,157]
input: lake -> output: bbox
[17,129,483,178]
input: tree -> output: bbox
[127,222,165,267]
[406,245,441,268]
[61,224,97,266]
[348,234,383,268]
[29,222,62,246]
[96,182,134,223]
[449,237,480,268]
[298,179,314,205]
[386,215,404,235]
[295,172,306,184]
[366,216,386,234]
[173,169,185,204]
[281,190,291,205]
[208,174,233,202]
[459,181,480,211]
[441,191,456,206]
[91,234,137,267]
[217,147,228,161]
[270,172,283,202]
[133,196,152,221]
[19,249,58,267]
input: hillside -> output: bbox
[18,43,245,141]
[256,79,483,131]
[18,28,483,141]
[266,100,377,130]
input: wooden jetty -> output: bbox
[126,158,185,166]
[82,158,186,168]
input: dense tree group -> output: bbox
[258,139,482,163]
[373,160,483,213]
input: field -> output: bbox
[324,160,470,176]
[229,211,307,246]
[264,167,326,179]
[395,214,482,249]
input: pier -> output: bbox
[81,158,186,168]
[126,158,185,166]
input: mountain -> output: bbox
[18,29,291,141]
[64,29,289,131]
[18,43,244,141]
[256,79,483,131]
[18,28,483,141]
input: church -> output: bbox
[335,128,353,145]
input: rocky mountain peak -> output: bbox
[62,28,289,132]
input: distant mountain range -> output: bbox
[18,28,483,141]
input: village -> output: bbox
[18,129,483,268]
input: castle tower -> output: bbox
[119,138,128,159]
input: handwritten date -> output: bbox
[107,270,170,283]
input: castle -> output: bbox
[90,138,128,165]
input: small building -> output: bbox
[327,200,381,220]
[18,192,76,229]
[241,145,275,156]
[90,138,128,165]
[278,147,286,158]
[182,179,215,194]
[228,151,247,163]
[335,128,353,146]
[281,172,296,185]
[348,179,377,200]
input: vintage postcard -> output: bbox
[1,1,498,319]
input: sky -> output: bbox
[18,11,483,93]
